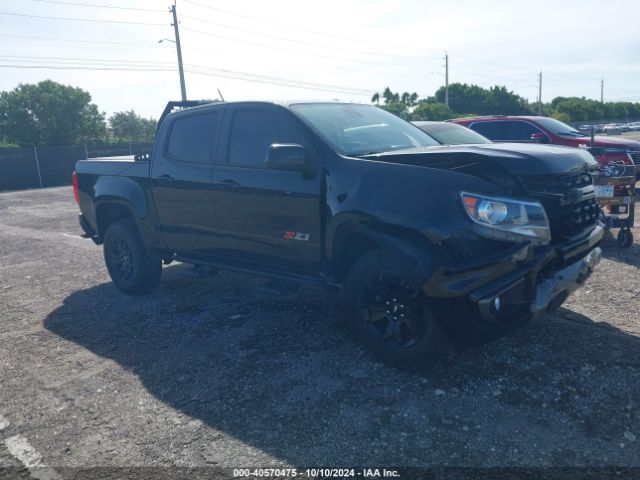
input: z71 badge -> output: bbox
[284,231,310,242]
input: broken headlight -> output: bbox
[460,192,551,245]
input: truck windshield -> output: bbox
[290,103,439,156]
[535,117,586,137]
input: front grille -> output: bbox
[628,149,640,165]
[519,173,598,241]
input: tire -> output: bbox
[343,249,451,369]
[617,229,633,248]
[103,219,162,294]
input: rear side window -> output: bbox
[470,121,504,140]
[167,112,219,163]
[228,110,306,168]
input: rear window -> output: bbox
[469,121,504,140]
[167,112,220,163]
[416,123,491,145]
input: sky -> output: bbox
[0,0,639,119]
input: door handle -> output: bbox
[155,174,175,184]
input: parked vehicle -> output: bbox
[74,101,603,368]
[451,116,640,174]
[412,121,492,145]
[603,124,622,135]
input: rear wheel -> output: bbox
[343,250,450,369]
[103,219,162,294]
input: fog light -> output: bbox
[494,296,502,312]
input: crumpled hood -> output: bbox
[362,142,597,176]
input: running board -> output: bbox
[173,255,340,292]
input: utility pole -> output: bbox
[444,52,449,107]
[537,71,542,116]
[170,3,187,101]
[600,78,604,103]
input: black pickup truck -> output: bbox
[74,101,603,368]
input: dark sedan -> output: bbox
[413,120,492,145]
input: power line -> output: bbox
[0,33,166,49]
[0,54,175,66]
[179,13,429,60]
[179,26,424,67]
[0,11,166,26]
[181,0,428,53]
[26,0,163,12]
[0,62,372,95]
[0,64,175,72]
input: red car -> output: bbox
[451,115,640,171]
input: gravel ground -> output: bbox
[0,187,639,479]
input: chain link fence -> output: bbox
[0,142,153,192]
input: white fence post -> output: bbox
[84,144,89,160]
[33,146,44,189]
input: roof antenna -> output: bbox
[217,88,225,102]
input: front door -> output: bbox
[212,106,322,271]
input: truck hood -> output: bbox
[363,143,597,176]
[558,135,640,150]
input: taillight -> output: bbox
[72,171,80,204]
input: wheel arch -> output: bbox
[330,222,440,284]
[95,201,138,241]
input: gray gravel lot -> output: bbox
[1,187,639,477]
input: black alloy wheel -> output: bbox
[107,236,135,281]
[343,249,450,369]
[361,275,428,348]
[103,219,162,294]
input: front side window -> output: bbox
[503,121,542,141]
[290,103,438,156]
[167,112,220,163]
[228,110,306,168]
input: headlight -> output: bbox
[461,192,551,245]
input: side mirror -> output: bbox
[265,144,309,172]
[530,132,549,144]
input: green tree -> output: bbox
[0,80,106,146]
[411,101,454,120]
[434,83,487,115]
[380,102,410,119]
[109,110,157,143]
[434,83,532,116]
[550,111,572,123]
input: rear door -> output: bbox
[150,107,223,258]
[211,105,322,271]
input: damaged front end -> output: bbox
[424,169,603,342]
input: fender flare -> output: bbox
[332,222,440,284]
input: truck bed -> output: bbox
[75,156,149,178]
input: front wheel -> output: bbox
[103,219,162,294]
[343,250,451,369]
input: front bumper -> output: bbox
[428,226,603,338]
[467,245,601,330]
[530,246,601,320]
